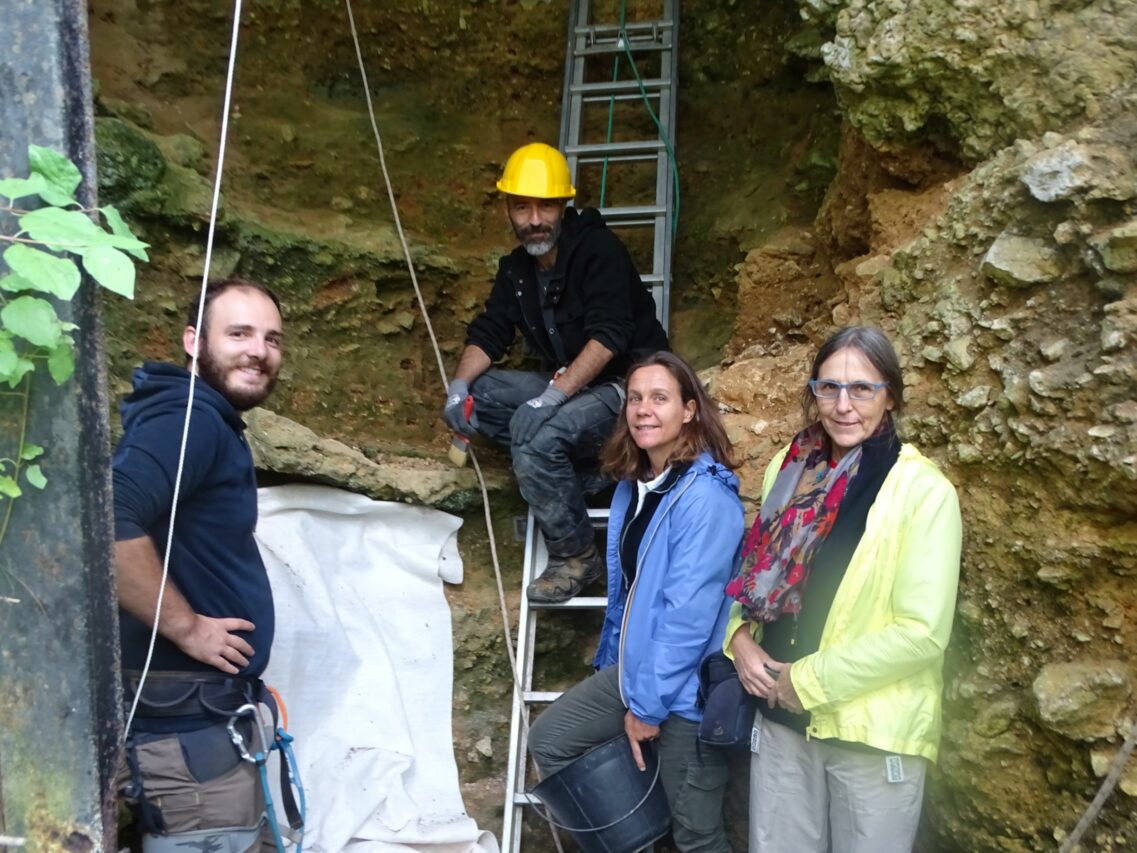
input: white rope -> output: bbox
[124,0,245,738]
[341,4,564,850]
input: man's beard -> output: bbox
[197,343,278,411]
[514,217,561,258]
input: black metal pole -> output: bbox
[0,0,121,849]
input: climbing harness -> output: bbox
[122,672,304,852]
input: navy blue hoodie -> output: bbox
[113,362,273,677]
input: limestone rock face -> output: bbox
[1090,746,1137,798]
[981,233,1063,288]
[1033,661,1132,742]
[85,0,1137,848]
[798,0,1137,160]
[245,408,506,511]
[1021,141,1137,204]
[725,44,1137,849]
[1091,219,1137,274]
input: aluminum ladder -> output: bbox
[501,1,679,850]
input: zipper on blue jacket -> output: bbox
[616,471,700,710]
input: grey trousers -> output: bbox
[749,716,927,853]
[469,369,621,558]
[529,665,732,853]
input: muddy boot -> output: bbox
[526,542,604,604]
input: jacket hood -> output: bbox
[685,450,741,496]
[120,362,244,433]
[555,206,604,264]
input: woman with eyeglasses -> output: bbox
[723,325,962,853]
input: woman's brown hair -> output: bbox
[601,351,738,481]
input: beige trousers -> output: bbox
[122,722,273,852]
[748,716,927,853]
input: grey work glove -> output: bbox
[509,384,568,446]
[443,378,478,437]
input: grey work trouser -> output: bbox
[749,716,928,853]
[469,368,621,559]
[528,665,732,853]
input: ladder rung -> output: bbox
[641,273,663,284]
[576,21,673,42]
[571,78,670,97]
[574,153,662,167]
[513,792,541,806]
[574,41,668,58]
[600,204,667,220]
[582,95,662,109]
[566,140,665,158]
[523,690,563,703]
[529,596,607,610]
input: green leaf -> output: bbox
[3,243,81,300]
[19,206,101,245]
[0,174,48,201]
[47,340,75,384]
[0,332,33,388]
[37,185,77,207]
[19,443,44,461]
[0,335,16,375]
[82,246,135,298]
[0,476,21,498]
[1,295,62,348]
[27,145,81,203]
[0,273,40,293]
[2,357,35,389]
[101,206,149,261]
[24,465,46,490]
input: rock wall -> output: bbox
[83,0,1137,850]
[717,1,1137,850]
[86,0,836,843]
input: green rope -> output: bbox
[619,33,681,236]
[596,0,681,235]
[597,0,628,208]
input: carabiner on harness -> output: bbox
[226,703,260,764]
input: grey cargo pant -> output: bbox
[528,665,732,853]
[470,368,622,558]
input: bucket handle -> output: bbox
[529,754,663,834]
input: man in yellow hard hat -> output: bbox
[444,142,669,603]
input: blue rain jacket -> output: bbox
[593,452,744,725]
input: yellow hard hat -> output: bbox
[496,143,576,199]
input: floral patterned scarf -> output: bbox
[725,422,864,622]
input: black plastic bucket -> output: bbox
[530,735,671,853]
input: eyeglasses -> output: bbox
[809,379,887,401]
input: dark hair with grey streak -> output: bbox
[186,277,282,339]
[800,325,904,425]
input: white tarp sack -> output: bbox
[255,484,500,853]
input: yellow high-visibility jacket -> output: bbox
[724,442,962,762]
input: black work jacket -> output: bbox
[465,207,669,382]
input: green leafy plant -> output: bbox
[0,144,147,539]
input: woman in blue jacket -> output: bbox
[529,351,744,853]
